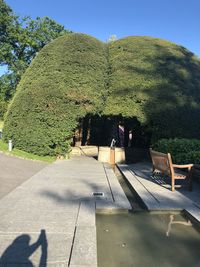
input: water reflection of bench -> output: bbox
[150,149,193,191]
[166,214,192,237]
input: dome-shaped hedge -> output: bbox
[3,34,200,155]
[3,33,108,155]
[106,36,200,118]
[105,36,200,141]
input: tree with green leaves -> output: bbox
[0,0,71,118]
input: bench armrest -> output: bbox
[173,164,193,170]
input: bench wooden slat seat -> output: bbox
[150,148,193,191]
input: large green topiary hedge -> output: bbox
[3,34,200,155]
[3,33,108,155]
[105,36,200,140]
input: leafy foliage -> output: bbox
[105,36,200,140]
[3,34,200,155]
[152,138,200,164]
[0,0,71,117]
[0,0,69,76]
[3,34,108,155]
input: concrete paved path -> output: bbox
[0,153,48,199]
[0,156,130,267]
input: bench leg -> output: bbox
[171,177,175,191]
[188,171,193,191]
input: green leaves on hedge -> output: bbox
[3,34,108,155]
[152,138,200,164]
[3,34,200,155]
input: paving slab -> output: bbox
[69,226,97,267]
[0,232,72,266]
[103,164,131,210]
[76,201,96,227]
[0,155,130,266]
[118,165,160,210]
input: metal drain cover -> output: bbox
[92,192,104,197]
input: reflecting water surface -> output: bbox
[97,212,200,267]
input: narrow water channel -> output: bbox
[112,165,145,210]
[96,164,200,267]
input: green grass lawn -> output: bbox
[0,140,55,163]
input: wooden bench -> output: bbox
[149,148,193,191]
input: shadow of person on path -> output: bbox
[0,229,47,267]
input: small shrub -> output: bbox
[152,138,200,164]
[174,151,200,164]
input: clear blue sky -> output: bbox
[1,0,200,75]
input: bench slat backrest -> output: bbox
[150,149,174,176]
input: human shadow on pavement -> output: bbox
[0,229,47,267]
